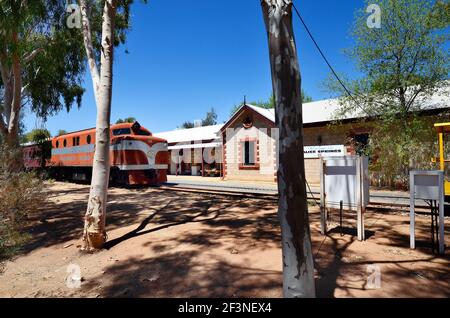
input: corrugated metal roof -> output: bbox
[249,85,449,125]
[241,100,350,124]
[168,141,222,150]
[154,124,223,144]
[155,86,449,143]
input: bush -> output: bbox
[367,115,447,189]
[0,146,47,260]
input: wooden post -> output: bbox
[409,171,415,249]
[320,157,327,235]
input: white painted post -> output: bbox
[360,156,365,241]
[320,157,327,235]
[409,171,416,249]
[356,156,364,241]
[438,172,445,254]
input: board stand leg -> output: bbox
[320,158,327,235]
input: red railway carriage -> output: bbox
[49,121,169,185]
[23,144,45,169]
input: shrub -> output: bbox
[0,145,47,260]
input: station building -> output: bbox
[154,90,449,185]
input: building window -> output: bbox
[353,133,369,155]
[239,140,259,170]
[243,141,255,165]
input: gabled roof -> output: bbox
[219,104,276,132]
[246,104,275,123]
[153,124,223,144]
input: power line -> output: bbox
[292,2,371,117]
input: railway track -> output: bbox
[159,182,449,213]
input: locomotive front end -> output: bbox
[110,122,169,185]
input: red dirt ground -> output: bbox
[0,182,448,298]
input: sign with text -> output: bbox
[304,145,346,158]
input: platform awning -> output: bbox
[168,141,222,150]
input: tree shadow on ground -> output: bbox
[82,251,282,298]
[313,209,450,297]
[21,187,197,255]
[22,186,281,256]
[17,183,450,298]
[101,191,281,253]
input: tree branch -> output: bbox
[79,0,101,99]
[23,47,43,64]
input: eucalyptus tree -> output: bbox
[261,0,316,298]
[78,0,146,250]
[326,0,450,183]
[0,1,85,148]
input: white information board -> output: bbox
[410,170,445,254]
[320,156,370,241]
[323,156,369,208]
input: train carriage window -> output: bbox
[56,141,59,148]
[63,139,67,147]
[113,128,131,136]
[71,136,81,147]
[87,135,92,144]
[135,129,151,136]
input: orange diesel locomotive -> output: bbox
[49,121,169,185]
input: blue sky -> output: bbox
[24,0,366,135]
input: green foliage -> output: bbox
[24,129,51,144]
[368,115,444,187]
[22,129,52,168]
[327,0,449,118]
[1,1,147,145]
[180,121,195,129]
[230,89,313,116]
[0,146,46,260]
[116,117,137,124]
[179,108,218,129]
[0,1,86,120]
[325,0,450,187]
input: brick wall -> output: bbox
[224,114,369,184]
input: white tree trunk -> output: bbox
[81,0,117,251]
[261,0,316,298]
[0,31,22,149]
